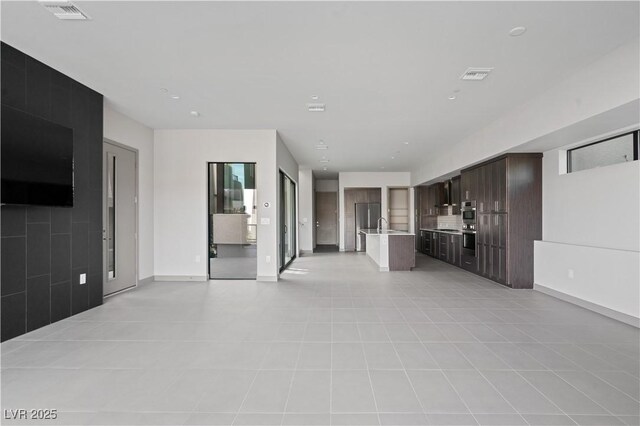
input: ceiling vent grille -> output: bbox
[460,67,493,81]
[307,103,326,112]
[40,1,90,20]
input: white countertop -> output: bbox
[359,229,415,236]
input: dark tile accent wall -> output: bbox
[1,42,103,341]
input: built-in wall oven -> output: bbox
[462,231,476,256]
[461,201,477,256]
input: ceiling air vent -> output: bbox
[40,1,90,20]
[307,103,326,112]
[460,67,493,81]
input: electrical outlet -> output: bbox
[79,273,86,285]
[266,255,271,264]
[567,269,574,279]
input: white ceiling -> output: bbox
[2,1,638,178]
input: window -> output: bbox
[567,130,639,173]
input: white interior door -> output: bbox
[103,141,137,296]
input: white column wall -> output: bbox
[103,103,155,281]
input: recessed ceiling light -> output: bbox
[509,26,527,37]
[319,159,330,163]
[311,95,319,100]
[404,142,409,145]
[322,167,327,171]
[315,144,328,150]
[190,111,200,117]
[160,88,168,93]
[171,95,180,100]
[448,95,456,100]
[391,156,395,159]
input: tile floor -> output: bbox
[1,253,639,425]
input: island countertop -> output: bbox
[359,229,415,236]
[359,229,415,271]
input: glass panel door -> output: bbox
[208,163,257,279]
[280,172,296,271]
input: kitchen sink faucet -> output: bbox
[377,217,388,232]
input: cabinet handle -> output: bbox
[495,201,498,211]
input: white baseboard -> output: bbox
[138,276,154,285]
[535,284,640,328]
[257,275,278,282]
[154,275,208,282]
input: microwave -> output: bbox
[461,200,476,224]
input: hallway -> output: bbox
[1,253,639,425]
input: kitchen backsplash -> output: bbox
[436,214,463,230]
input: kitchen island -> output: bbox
[359,229,415,271]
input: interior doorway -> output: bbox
[208,163,258,279]
[315,191,338,248]
[103,140,138,296]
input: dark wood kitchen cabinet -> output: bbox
[420,230,429,255]
[490,213,507,284]
[477,212,506,283]
[461,153,541,289]
[429,231,439,258]
[450,176,461,214]
[447,234,461,267]
[425,183,444,216]
[491,159,507,213]
[439,234,448,261]
[461,167,477,202]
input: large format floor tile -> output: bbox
[1,253,638,425]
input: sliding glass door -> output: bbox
[208,163,257,279]
[280,171,296,271]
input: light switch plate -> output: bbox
[79,273,86,285]
[260,218,270,225]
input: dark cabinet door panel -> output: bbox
[492,159,507,212]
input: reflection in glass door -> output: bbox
[280,171,296,271]
[208,163,257,279]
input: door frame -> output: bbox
[102,138,139,298]
[314,191,338,247]
[279,169,297,272]
[206,161,258,280]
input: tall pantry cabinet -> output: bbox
[461,154,542,289]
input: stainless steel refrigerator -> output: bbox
[355,202,381,252]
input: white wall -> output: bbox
[316,179,339,192]
[103,103,155,280]
[338,172,412,250]
[276,133,300,265]
[153,129,283,281]
[535,138,640,323]
[411,38,640,185]
[298,169,314,253]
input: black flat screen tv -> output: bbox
[1,105,74,207]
